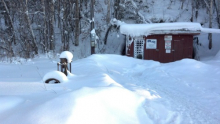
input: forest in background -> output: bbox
[0,0,219,61]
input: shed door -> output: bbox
[183,35,193,58]
[173,35,193,61]
[173,39,183,61]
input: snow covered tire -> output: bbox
[45,78,60,83]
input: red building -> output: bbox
[120,23,203,63]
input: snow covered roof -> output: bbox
[120,22,220,36]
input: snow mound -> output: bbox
[160,59,211,73]
[15,87,147,124]
[59,51,73,63]
[0,96,23,113]
[66,87,147,124]
[215,50,220,59]
[43,71,68,83]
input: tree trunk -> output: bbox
[62,1,70,50]
[214,0,220,28]
[114,0,120,19]
[75,0,80,46]
[1,0,15,57]
[195,0,199,19]
[191,0,194,22]
[2,0,16,45]
[41,0,48,52]
[49,0,55,51]
[107,0,111,23]
[209,0,213,49]
[91,0,95,54]
[23,0,38,55]
[218,0,220,28]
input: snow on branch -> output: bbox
[123,0,137,9]
[137,11,152,24]
[110,18,125,27]
[203,0,211,11]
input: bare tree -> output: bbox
[191,0,200,22]
[49,0,55,51]
[20,0,38,57]
[214,0,220,28]
[40,0,48,52]
[203,0,213,49]
[62,5,70,50]
[75,0,80,46]
[114,0,120,19]
[91,0,95,54]
[106,0,111,23]
[209,0,213,49]
[0,0,15,59]
[60,0,75,50]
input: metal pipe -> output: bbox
[70,63,71,73]
[57,63,59,71]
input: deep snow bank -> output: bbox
[1,87,148,124]
[1,54,220,124]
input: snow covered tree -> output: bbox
[18,0,38,58]
[191,0,200,21]
[214,0,220,28]
[48,0,55,51]
[0,0,15,59]
[75,0,80,46]
[203,0,213,49]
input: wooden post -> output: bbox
[60,58,68,76]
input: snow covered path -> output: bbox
[0,54,220,124]
[91,55,220,124]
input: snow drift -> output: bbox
[0,54,220,124]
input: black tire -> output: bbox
[45,78,60,83]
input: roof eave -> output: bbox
[149,30,201,35]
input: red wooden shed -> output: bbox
[120,23,203,63]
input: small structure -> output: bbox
[120,22,220,63]
[57,51,73,75]
[43,51,73,83]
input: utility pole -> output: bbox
[90,0,95,54]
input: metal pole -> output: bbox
[57,63,59,71]
[70,63,71,73]
[91,0,95,54]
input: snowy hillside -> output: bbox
[0,54,220,124]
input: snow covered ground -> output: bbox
[0,53,220,124]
